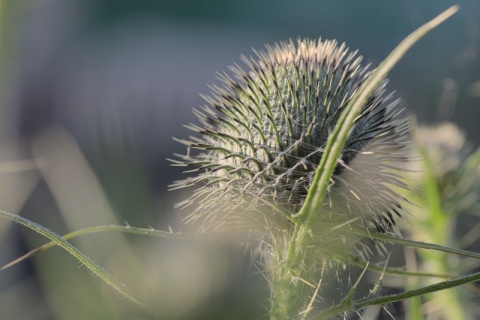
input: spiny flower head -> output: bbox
[171,38,408,255]
[412,122,480,213]
[414,122,470,178]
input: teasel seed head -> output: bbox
[171,38,409,257]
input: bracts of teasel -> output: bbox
[170,38,409,261]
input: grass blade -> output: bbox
[0,210,147,310]
[1,224,193,270]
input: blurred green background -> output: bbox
[0,1,479,319]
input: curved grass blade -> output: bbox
[297,4,459,223]
[1,224,194,270]
[0,210,147,311]
[287,3,459,268]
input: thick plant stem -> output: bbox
[270,229,318,320]
[270,266,303,319]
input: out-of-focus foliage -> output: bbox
[399,122,480,319]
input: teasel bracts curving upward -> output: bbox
[171,38,409,247]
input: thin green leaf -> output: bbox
[297,4,459,223]
[353,271,480,309]
[317,271,480,319]
[348,228,480,260]
[1,224,193,270]
[352,258,452,279]
[0,211,147,311]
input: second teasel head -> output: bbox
[171,38,409,255]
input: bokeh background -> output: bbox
[0,1,479,319]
